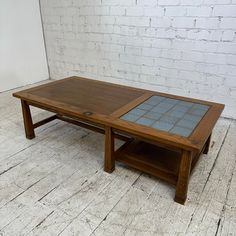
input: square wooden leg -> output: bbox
[104,126,115,173]
[21,100,35,139]
[174,150,192,205]
[203,134,211,154]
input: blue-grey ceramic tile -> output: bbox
[170,126,192,137]
[159,115,179,124]
[172,104,190,113]
[144,100,159,106]
[136,117,155,126]
[167,110,185,118]
[183,114,202,122]
[129,108,147,116]
[121,113,139,122]
[152,121,174,132]
[152,95,165,101]
[145,96,165,105]
[144,111,162,120]
[188,108,207,116]
[192,103,209,111]
[136,103,153,111]
[176,119,198,130]
[158,101,175,110]
[164,98,179,105]
[178,101,194,108]
[151,105,172,113]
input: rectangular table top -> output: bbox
[13,76,224,152]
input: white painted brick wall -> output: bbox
[40,0,236,118]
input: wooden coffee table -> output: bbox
[13,76,224,204]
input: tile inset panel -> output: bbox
[120,95,210,137]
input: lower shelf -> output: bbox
[115,140,183,185]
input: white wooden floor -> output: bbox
[0,80,236,236]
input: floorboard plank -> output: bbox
[185,121,236,235]
[1,202,52,236]
[59,168,141,236]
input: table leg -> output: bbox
[21,100,35,139]
[104,126,115,173]
[203,134,211,154]
[174,150,192,205]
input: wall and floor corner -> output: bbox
[40,0,235,119]
[0,0,49,93]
